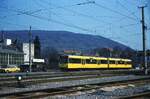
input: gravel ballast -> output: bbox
[0,75,150,96]
[46,84,150,99]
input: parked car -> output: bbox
[0,65,20,73]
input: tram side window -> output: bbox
[97,60,101,64]
[101,60,108,64]
[109,60,116,64]
[126,61,132,64]
[69,58,81,63]
[118,61,124,64]
[86,59,97,64]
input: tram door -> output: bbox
[82,59,85,69]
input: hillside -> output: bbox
[2,30,131,51]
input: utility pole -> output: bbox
[1,30,4,42]
[1,30,4,48]
[29,26,32,72]
[139,6,148,75]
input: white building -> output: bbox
[23,43,34,65]
[4,39,12,46]
[23,43,44,65]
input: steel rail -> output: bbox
[1,76,150,98]
[0,74,125,87]
[116,91,150,99]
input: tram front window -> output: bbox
[60,56,68,63]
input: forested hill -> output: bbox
[3,30,131,51]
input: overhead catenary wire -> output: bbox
[36,0,141,34]
[0,0,144,49]
[0,20,43,30]
[0,6,95,33]
[108,32,142,48]
[119,23,140,28]
[36,0,123,21]
[0,9,43,20]
[39,0,111,25]
[116,0,140,21]
[36,0,142,39]
[93,1,138,21]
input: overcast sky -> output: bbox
[0,0,149,50]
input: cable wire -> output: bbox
[40,0,111,25]
[0,6,95,33]
[116,0,140,21]
[94,2,138,21]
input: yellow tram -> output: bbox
[59,55,132,69]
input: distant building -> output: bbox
[0,39,24,67]
[23,43,34,65]
[63,50,81,55]
[4,39,12,46]
[22,43,44,67]
[136,50,150,68]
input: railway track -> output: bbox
[0,69,149,98]
[0,69,143,77]
[1,75,150,99]
[0,69,143,80]
[116,91,150,99]
[0,73,126,87]
[0,69,146,87]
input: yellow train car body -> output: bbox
[59,55,132,69]
[108,58,132,69]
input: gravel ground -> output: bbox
[0,75,150,96]
[45,84,150,99]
